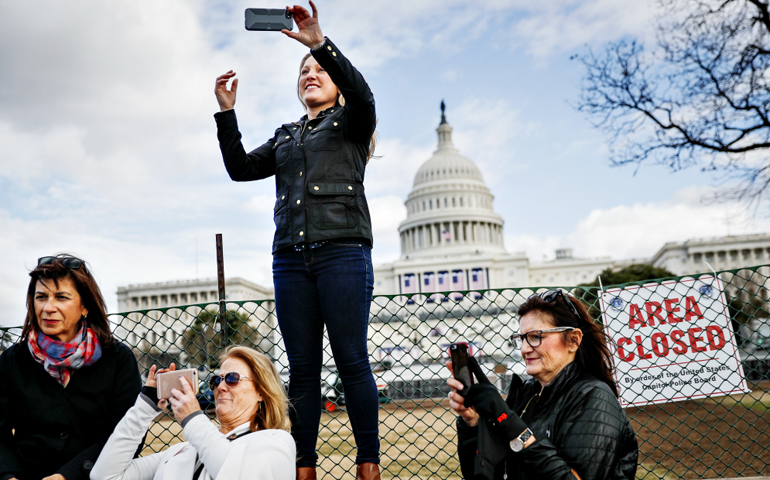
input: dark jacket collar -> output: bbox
[296,105,339,124]
[537,361,582,410]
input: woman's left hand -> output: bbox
[168,376,201,424]
[42,475,65,480]
[282,1,325,49]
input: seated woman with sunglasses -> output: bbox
[91,346,294,480]
[0,255,142,480]
[447,290,638,480]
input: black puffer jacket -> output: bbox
[215,37,375,253]
[457,362,638,480]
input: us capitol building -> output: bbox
[116,104,770,376]
[371,105,770,297]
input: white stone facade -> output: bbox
[114,278,276,363]
[650,234,770,276]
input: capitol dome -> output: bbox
[398,102,506,259]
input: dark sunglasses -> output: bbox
[209,372,253,390]
[38,255,87,273]
[532,289,582,324]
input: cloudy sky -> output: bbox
[2,0,769,327]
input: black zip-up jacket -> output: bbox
[215,37,376,253]
[0,341,141,480]
[457,362,638,480]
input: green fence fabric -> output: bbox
[2,265,770,479]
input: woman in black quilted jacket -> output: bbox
[447,289,638,480]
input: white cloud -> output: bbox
[507,186,770,264]
[509,0,659,58]
[0,0,752,330]
[368,195,407,264]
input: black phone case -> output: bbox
[245,8,293,31]
[450,343,473,393]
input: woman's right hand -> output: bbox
[215,70,238,111]
[282,1,325,49]
[446,361,479,427]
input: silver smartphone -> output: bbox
[245,8,293,31]
[156,369,199,399]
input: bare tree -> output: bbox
[577,0,770,206]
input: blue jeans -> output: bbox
[272,241,380,467]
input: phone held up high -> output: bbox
[156,369,199,399]
[245,8,294,31]
[449,342,474,394]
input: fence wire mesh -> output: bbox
[2,265,770,479]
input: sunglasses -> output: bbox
[532,289,581,324]
[510,326,577,349]
[209,372,253,390]
[38,256,87,273]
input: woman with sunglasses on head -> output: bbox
[213,2,380,479]
[446,290,638,480]
[91,346,294,480]
[0,255,142,480]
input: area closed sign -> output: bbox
[600,276,749,407]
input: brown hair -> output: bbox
[22,254,116,347]
[296,53,377,161]
[219,346,291,432]
[517,290,619,397]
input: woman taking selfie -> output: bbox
[91,346,295,480]
[0,255,141,480]
[447,290,638,480]
[213,2,380,479]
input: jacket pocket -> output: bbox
[307,182,359,229]
[273,132,294,166]
[307,120,342,152]
[274,193,289,236]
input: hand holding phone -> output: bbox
[449,342,474,395]
[156,369,199,399]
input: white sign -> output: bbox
[600,276,749,407]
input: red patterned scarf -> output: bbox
[27,323,102,387]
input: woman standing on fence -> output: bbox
[213,2,380,479]
[0,254,141,480]
[447,289,638,480]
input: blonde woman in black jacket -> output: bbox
[213,3,379,479]
[447,290,638,480]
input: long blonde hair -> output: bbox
[219,346,291,432]
[296,53,377,161]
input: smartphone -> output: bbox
[156,369,199,399]
[245,8,293,31]
[449,342,474,392]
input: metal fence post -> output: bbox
[216,233,227,348]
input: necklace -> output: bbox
[520,385,544,417]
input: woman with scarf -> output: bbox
[0,255,141,480]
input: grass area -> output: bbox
[141,386,770,479]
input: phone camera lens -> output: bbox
[286,11,292,18]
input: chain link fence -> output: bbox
[2,265,770,479]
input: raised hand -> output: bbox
[281,1,324,49]
[146,363,176,389]
[215,70,238,112]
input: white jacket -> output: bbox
[90,395,295,480]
